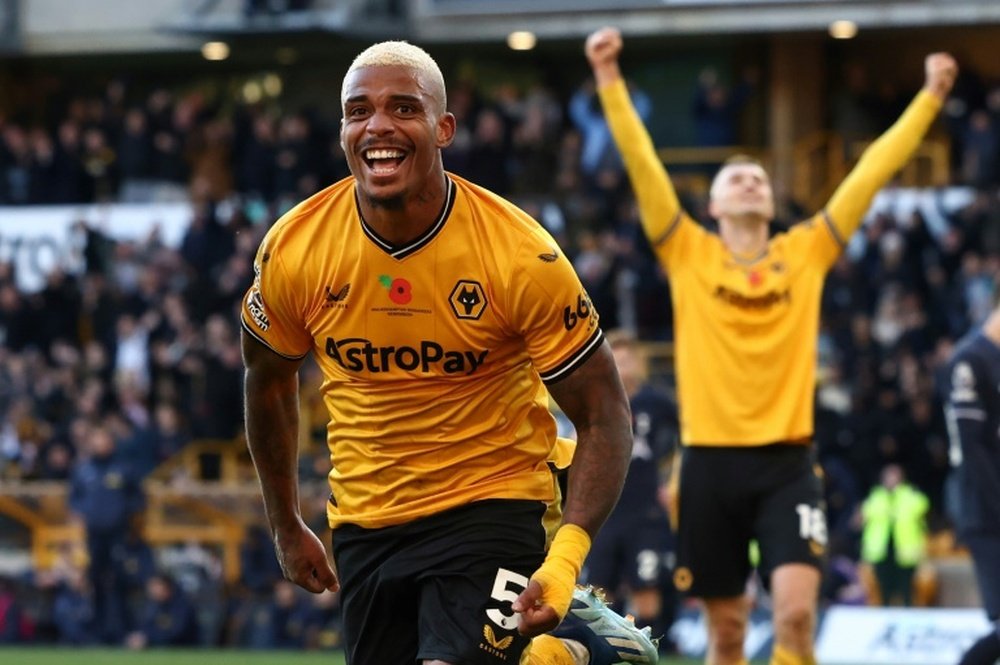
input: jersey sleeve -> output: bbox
[782,212,846,271]
[240,230,313,359]
[598,80,685,258]
[504,228,604,385]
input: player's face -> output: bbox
[340,65,455,207]
[709,162,775,222]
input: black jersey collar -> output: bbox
[356,176,456,260]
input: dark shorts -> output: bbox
[332,499,548,665]
[583,505,673,593]
[964,532,1000,621]
[674,444,826,598]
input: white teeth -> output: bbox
[365,149,403,160]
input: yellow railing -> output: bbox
[847,138,951,188]
[657,145,768,167]
[655,145,772,199]
[0,487,84,572]
[0,435,325,583]
[792,132,951,212]
[791,130,847,212]
[147,437,254,484]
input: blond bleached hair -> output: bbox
[342,41,447,112]
[709,153,769,200]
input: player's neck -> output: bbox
[359,175,449,247]
[719,216,769,257]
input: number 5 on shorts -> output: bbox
[486,568,530,630]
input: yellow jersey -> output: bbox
[241,174,602,528]
[599,79,942,446]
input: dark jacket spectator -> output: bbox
[52,572,96,645]
[126,574,200,648]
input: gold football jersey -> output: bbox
[655,212,838,445]
[599,79,942,446]
[241,174,602,529]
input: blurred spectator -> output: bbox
[36,440,75,480]
[582,330,678,652]
[831,62,879,154]
[51,569,96,645]
[68,425,145,643]
[50,121,88,203]
[160,542,226,645]
[0,577,31,643]
[239,524,284,596]
[113,313,152,394]
[117,107,155,202]
[80,126,118,201]
[860,464,929,606]
[692,66,756,147]
[510,84,563,195]
[441,80,478,176]
[149,402,191,463]
[273,113,317,209]
[147,91,190,199]
[569,79,651,185]
[961,110,999,188]
[125,573,200,649]
[572,229,620,331]
[463,107,511,194]
[234,112,276,202]
[0,283,35,352]
[1,125,34,204]
[113,521,156,632]
[244,580,311,649]
[303,590,342,650]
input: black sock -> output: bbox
[959,631,1000,665]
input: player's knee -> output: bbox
[773,601,815,640]
[709,612,747,656]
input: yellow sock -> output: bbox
[770,643,817,665]
[521,635,576,665]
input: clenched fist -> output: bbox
[924,52,958,100]
[585,27,624,86]
[585,27,623,68]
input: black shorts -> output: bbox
[964,532,1000,621]
[332,499,548,665]
[583,506,673,593]
[674,444,826,598]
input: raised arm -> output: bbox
[512,342,631,636]
[242,329,338,594]
[586,27,683,244]
[825,53,957,240]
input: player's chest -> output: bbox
[684,245,799,311]
[302,249,501,351]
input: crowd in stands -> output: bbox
[1,52,1000,646]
